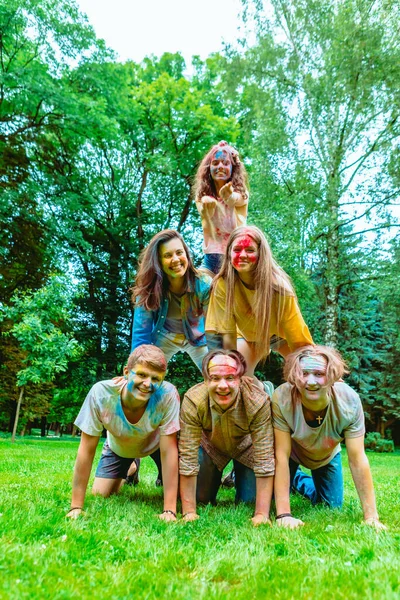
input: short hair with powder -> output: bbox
[202,349,247,380]
[126,345,167,373]
[284,345,349,388]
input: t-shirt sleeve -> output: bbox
[74,387,104,436]
[159,386,181,436]
[276,295,313,351]
[271,390,292,433]
[205,279,236,334]
[178,395,203,476]
[343,392,365,438]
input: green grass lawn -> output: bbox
[0,438,399,600]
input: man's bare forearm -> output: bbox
[180,474,197,515]
[255,476,273,517]
[161,444,178,513]
[274,455,291,515]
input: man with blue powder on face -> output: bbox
[66,345,179,522]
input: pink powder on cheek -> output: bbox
[231,235,258,267]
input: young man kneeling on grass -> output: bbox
[179,349,274,526]
[66,345,179,522]
[272,345,386,530]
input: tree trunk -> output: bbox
[324,179,340,346]
[40,416,46,437]
[11,386,24,443]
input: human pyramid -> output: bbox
[67,141,386,530]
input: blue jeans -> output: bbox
[290,452,343,508]
[201,253,223,275]
[196,446,256,505]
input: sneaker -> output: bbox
[155,476,163,487]
[125,458,140,486]
[221,469,235,488]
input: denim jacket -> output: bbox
[131,273,212,350]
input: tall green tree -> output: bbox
[225,0,400,344]
[34,54,239,376]
[0,277,81,438]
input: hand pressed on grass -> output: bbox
[66,507,84,519]
[363,517,387,531]
[182,512,199,523]
[158,510,177,522]
[251,513,272,527]
[276,515,304,529]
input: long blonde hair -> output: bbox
[214,226,295,358]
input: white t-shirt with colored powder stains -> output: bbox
[75,380,180,458]
[272,381,365,470]
[196,195,248,255]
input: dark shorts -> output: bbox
[95,441,135,480]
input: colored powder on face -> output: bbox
[208,355,238,374]
[127,370,159,394]
[299,356,327,372]
[208,364,238,376]
[231,235,258,267]
[214,149,228,160]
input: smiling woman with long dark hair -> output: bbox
[131,229,212,370]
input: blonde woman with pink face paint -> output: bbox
[205,225,313,376]
[272,345,386,530]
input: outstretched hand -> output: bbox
[201,196,217,217]
[219,182,234,201]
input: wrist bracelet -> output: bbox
[162,510,176,517]
[276,513,292,519]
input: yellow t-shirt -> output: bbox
[205,277,313,350]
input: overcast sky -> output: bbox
[75,0,246,64]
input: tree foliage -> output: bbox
[0,0,398,437]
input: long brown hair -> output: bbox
[132,230,197,311]
[193,141,248,201]
[214,225,295,358]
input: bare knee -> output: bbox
[92,477,122,497]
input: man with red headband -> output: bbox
[272,345,386,530]
[179,349,274,526]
